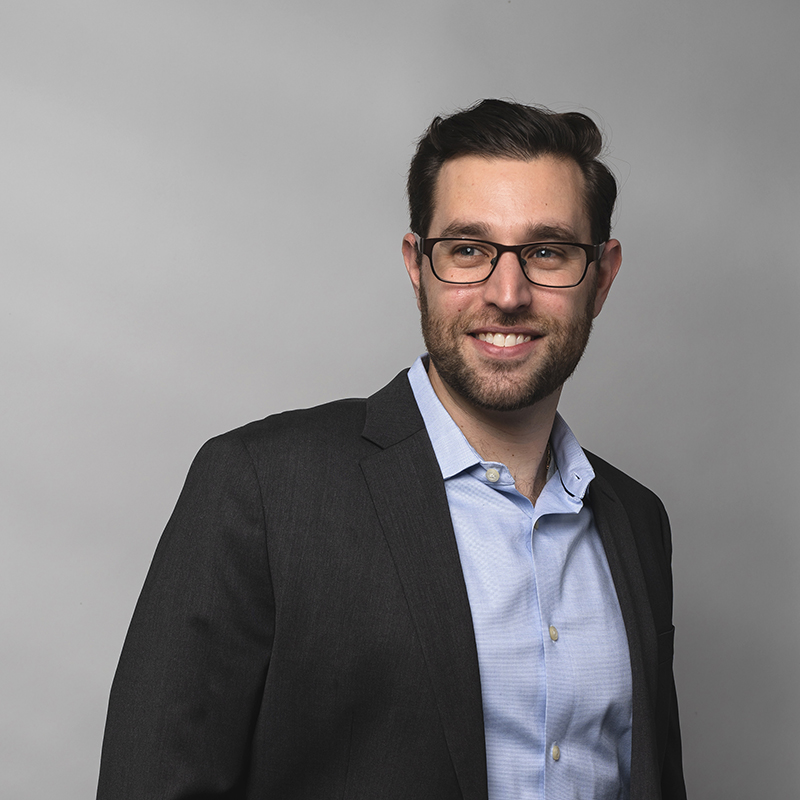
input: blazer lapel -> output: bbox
[360,372,488,800]
[588,470,660,800]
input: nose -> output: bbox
[481,250,534,312]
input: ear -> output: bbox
[592,238,622,318]
[402,233,423,310]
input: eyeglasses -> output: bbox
[418,236,605,288]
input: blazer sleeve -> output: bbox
[97,434,274,799]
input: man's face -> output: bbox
[402,155,621,413]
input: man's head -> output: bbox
[407,99,617,244]
[402,100,622,415]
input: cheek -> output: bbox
[453,287,474,314]
[423,283,477,318]
[540,288,589,321]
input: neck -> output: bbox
[428,363,559,503]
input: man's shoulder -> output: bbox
[213,396,372,459]
[172,398,377,498]
[192,368,418,468]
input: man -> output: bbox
[97,100,686,799]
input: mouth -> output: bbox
[472,331,535,348]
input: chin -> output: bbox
[436,360,563,412]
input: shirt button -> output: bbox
[549,625,558,641]
[485,468,500,483]
[533,520,539,530]
[552,744,561,761]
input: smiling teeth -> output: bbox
[477,332,532,347]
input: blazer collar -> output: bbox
[360,370,488,800]
[361,369,425,448]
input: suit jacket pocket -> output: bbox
[657,626,675,664]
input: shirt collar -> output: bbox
[407,355,482,479]
[407,354,594,499]
[549,412,594,500]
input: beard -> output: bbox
[419,280,596,413]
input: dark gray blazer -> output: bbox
[97,370,686,799]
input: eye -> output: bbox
[443,241,493,262]
[449,242,489,258]
[530,246,558,259]
[524,244,576,265]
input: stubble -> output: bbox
[418,279,596,412]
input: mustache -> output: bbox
[465,311,552,329]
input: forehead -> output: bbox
[430,154,590,241]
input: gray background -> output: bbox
[2,1,798,797]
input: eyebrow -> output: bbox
[436,220,583,242]
[438,221,492,239]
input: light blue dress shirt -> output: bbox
[408,356,632,800]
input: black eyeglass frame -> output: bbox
[417,236,606,288]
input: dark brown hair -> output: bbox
[408,99,617,244]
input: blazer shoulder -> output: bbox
[199,369,420,464]
[585,448,673,571]
[210,397,370,457]
[584,449,666,513]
